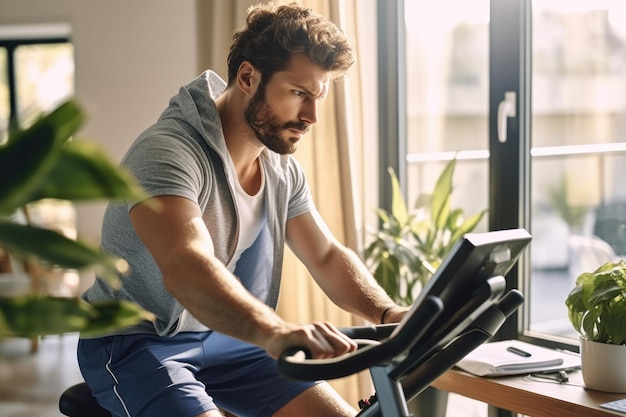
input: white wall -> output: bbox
[0,0,201,242]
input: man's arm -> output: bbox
[286,210,408,325]
[130,195,357,358]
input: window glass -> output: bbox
[0,47,8,145]
[0,33,76,293]
[404,0,490,230]
[401,5,493,414]
[529,0,626,339]
[15,42,74,129]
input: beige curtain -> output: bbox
[198,0,375,406]
[197,0,257,80]
[275,0,374,404]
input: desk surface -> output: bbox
[432,369,626,417]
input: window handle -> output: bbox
[497,91,517,143]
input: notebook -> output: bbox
[456,340,581,376]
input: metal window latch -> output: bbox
[497,91,517,143]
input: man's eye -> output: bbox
[294,90,306,97]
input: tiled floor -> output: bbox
[0,335,83,417]
[0,334,486,417]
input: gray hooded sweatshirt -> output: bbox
[82,70,314,337]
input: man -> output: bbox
[78,3,407,417]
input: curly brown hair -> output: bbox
[226,2,355,86]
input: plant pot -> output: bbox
[580,336,626,393]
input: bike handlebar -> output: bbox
[277,295,444,381]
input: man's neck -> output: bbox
[215,89,265,193]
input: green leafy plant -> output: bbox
[364,159,487,306]
[565,260,626,345]
[547,175,589,233]
[0,100,154,338]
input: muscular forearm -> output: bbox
[131,197,357,359]
[162,244,284,347]
[162,244,357,359]
[310,243,406,324]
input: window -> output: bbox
[528,1,626,341]
[0,24,78,295]
[0,46,9,145]
[403,0,490,231]
[380,0,626,356]
[376,1,626,414]
[0,23,74,137]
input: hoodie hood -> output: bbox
[159,70,288,178]
[158,70,230,164]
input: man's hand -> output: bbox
[264,321,358,360]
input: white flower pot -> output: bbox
[580,336,626,393]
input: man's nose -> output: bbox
[299,99,318,125]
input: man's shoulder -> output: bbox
[260,151,307,179]
[183,70,227,100]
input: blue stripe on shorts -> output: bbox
[78,331,320,417]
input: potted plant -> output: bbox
[364,158,487,306]
[0,100,154,339]
[364,158,487,415]
[565,260,626,392]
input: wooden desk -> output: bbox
[432,369,626,417]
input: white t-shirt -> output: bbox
[177,158,265,332]
[226,159,266,272]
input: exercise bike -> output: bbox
[60,228,532,417]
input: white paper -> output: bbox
[456,340,581,376]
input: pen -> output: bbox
[507,346,532,357]
[556,348,580,357]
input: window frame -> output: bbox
[377,0,583,352]
[0,23,71,133]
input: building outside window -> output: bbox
[380,0,626,371]
[375,2,626,414]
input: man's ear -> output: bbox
[237,61,258,94]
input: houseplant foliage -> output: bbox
[0,99,154,338]
[364,159,487,306]
[565,260,626,345]
[565,260,626,392]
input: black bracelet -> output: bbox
[380,307,392,324]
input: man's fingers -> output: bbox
[265,321,358,360]
[309,321,357,358]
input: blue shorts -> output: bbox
[77,331,320,417]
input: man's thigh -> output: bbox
[199,331,323,417]
[78,333,219,417]
[273,383,357,417]
[78,331,353,417]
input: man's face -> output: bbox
[244,53,331,155]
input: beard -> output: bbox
[244,84,309,155]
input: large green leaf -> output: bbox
[374,255,401,304]
[0,101,84,215]
[582,272,620,309]
[447,210,488,253]
[0,296,154,338]
[565,260,626,344]
[28,140,148,203]
[0,99,155,339]
[0,296,91,337]
[607,300,626,345]
[431,158,455,229]
[0,220,120,272]
[78,299,156,337]
[366,158,486,305]
[388,168,409,226]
